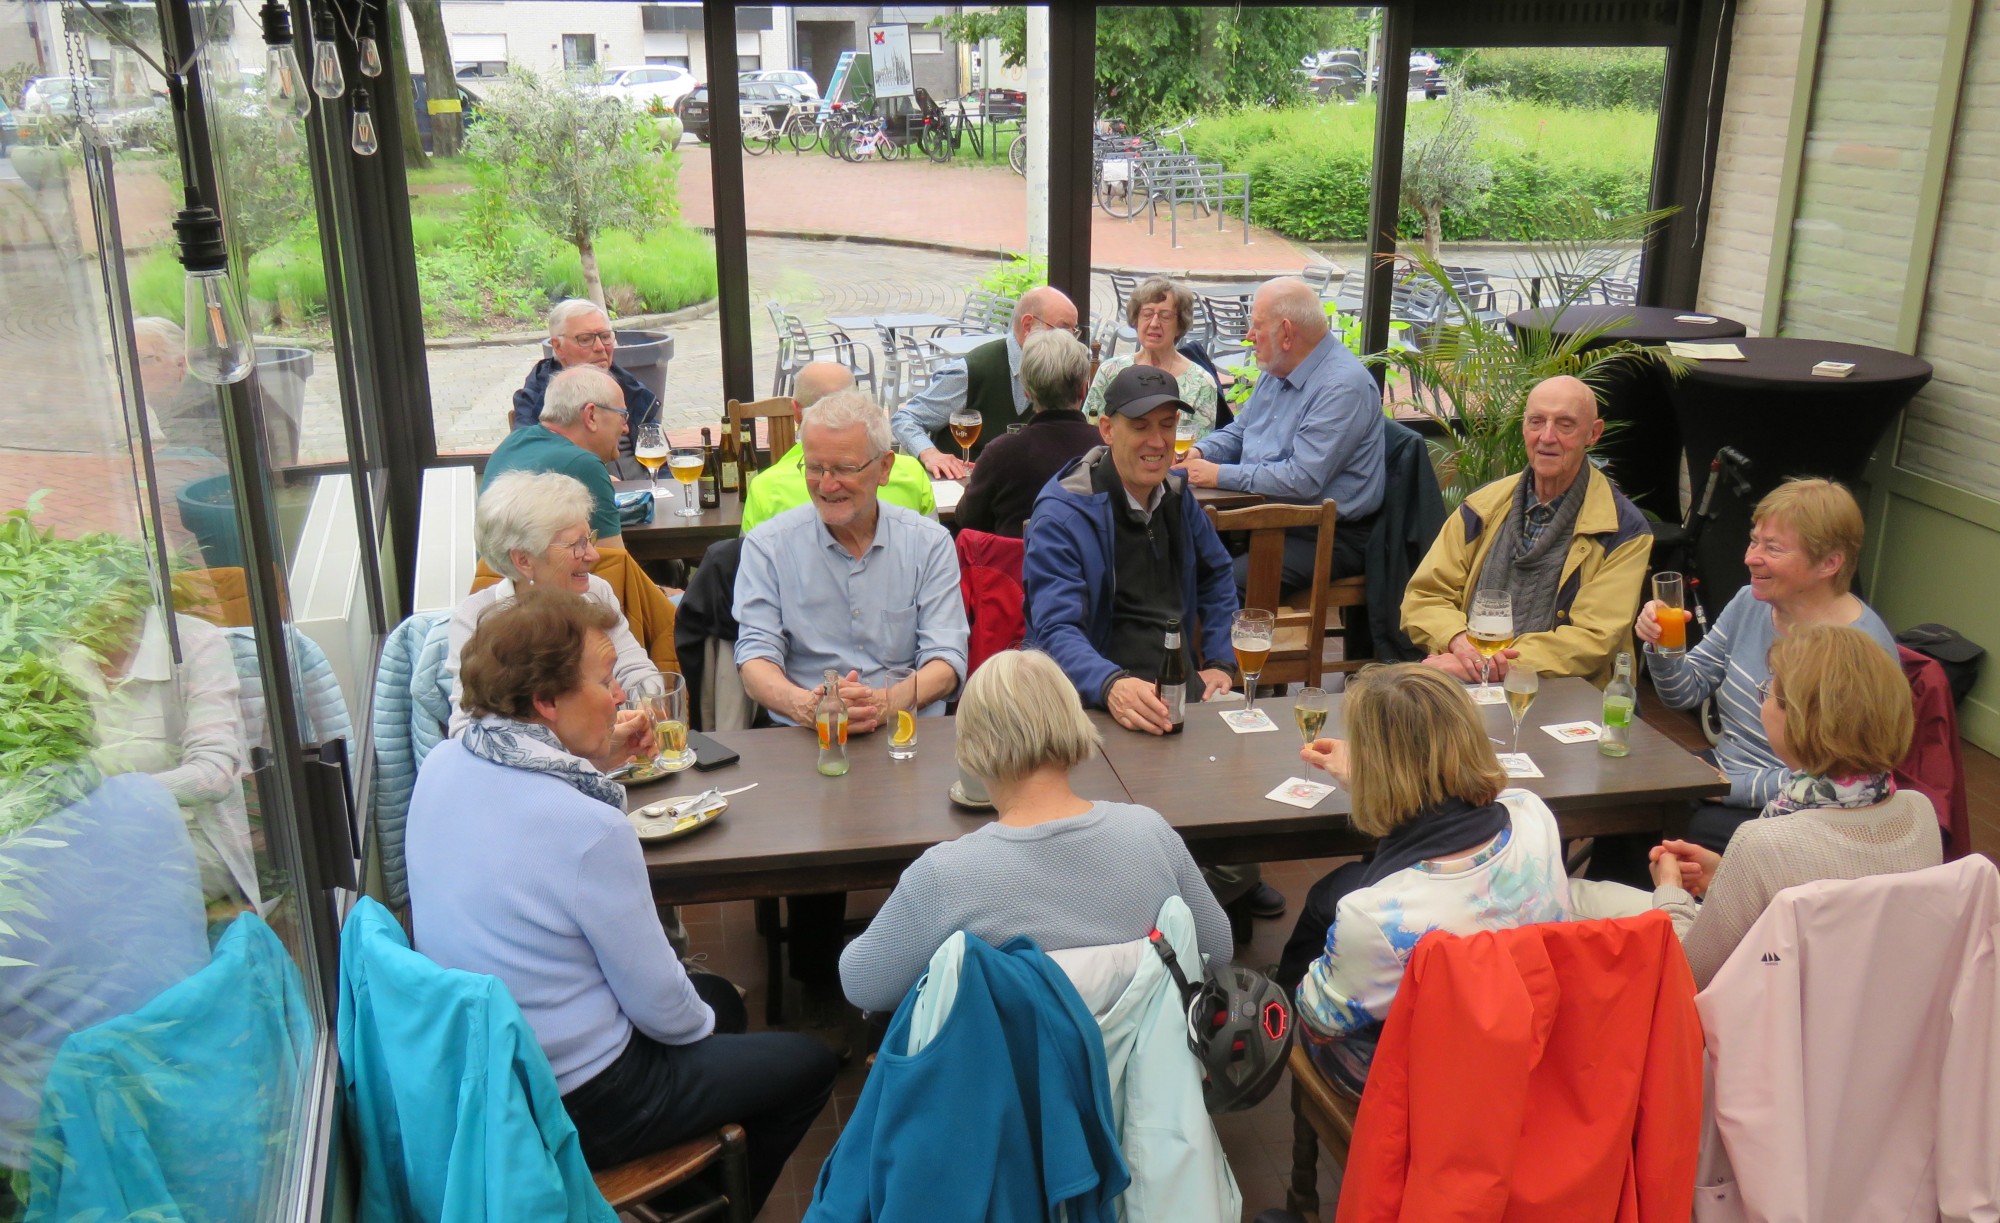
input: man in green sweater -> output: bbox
[890,286,1081,479]
[742,362,936,536]
[482,366,630,550]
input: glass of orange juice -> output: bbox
[1653,572,1688,658]
[879,666,918,760]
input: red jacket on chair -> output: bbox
[1894,646,1970,859]
[1336,911,1703,1223]
[957,529,1026,676]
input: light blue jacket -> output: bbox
[223,624,354,747]
[370,611,454,908]
[338,898,616,1223]
[25,913,315,1222]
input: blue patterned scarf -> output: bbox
[459,714,626,811]
[1760,770,1895,820]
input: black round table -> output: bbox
[1667,336,1932,615]
[1506,305,1749,517]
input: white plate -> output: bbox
[629,793,728,842]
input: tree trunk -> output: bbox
[1423,204,1443,260]
[576,233,605,308]
[406,0,462,158]
[388,0,428,169]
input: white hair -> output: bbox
[955,649,1103,785]
[547,298,606,340]
[475,470,596,581]
[801,388,894,455]
[133,316,184,348]
[1019,330,1090,414]
[1260,277,1330,337]
[541,365,621,427]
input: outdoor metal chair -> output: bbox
[769,306,875,398]
[1103,272,1141,356]
[1200,295,1253,363]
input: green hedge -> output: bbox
[1186,100,1655,244]
[1459,47,1665,111]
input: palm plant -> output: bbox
[1368,206,1686,506]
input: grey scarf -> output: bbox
[1475,468,1590,636]
[460,713,627,811]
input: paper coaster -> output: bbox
[1469,685,1508,706]
[1498,753,1544,778]
[1220,708,1279,733]
[1266,777,1337,808]
[1542,721,1602,744]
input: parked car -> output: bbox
[746,69,822,103]
[1411,51,1448,98]
[676,81,807,142]
[455,62,507,81]
[409,74,484,154]
[22,76,111,113]
[593,65,697,109]
[951,88,1025,121]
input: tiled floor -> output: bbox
[676,687,2000,1222]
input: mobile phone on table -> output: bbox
[687,731,741,771]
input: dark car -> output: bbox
[677,81,804,142]
[953,88,1025,121]
[409,74,483,154]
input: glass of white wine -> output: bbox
[1231,609,1275,713]
[634,423,670,495]
[653,673,693,772]
[1503,667,1539,754]
[1467,590,1515,700]
[667,447,705,519]
[1294,686,1330,744]
[1175,419,1197,459]
[948,409,983,464]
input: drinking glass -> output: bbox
[619,677,663,778]
[667,447,705,518]
[1467,590,1515,699]
[1174,419,1197,458]
[1231,609,1275,713]
[1503,667,1539,754]
[1294,687,1330,744]
[1652,571,1688,658]
[879,666,918,760]
[634,423,669,494]
[948,409,983,464]
[651,672,693,772]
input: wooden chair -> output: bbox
[1206,500,1369,687]
[727,396,799,465]
[595,1124,752,1223]
[1285,1043,1357,1218]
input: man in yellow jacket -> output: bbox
[1401,376,1649,688]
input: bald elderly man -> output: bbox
[1178,277,1386,585]
[1402,375,1650,688]
[892,286,1083,479]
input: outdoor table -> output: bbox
[824,312,956,335]
[1190,280,1268,302]
[634,678,1724,906]
[927,332,1005,359]
[1665,336,1931,614]
[1505,304,1748,516]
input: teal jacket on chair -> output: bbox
[337,897,616,1223]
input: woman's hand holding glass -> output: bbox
[1301,737,1350,783]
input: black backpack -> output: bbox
[1896,623,1984,706]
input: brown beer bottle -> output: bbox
[698,427,721,509]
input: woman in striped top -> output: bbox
[1636,478,1898,852]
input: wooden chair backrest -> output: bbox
[728,396,800,458]
[1205,499,1337,688]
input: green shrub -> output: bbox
[535,226,718,314]
[408,212,454,252]
[129,247,183,322]
[1460,47,1665,111]
[247,236,329,326]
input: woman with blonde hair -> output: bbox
[1645,624,1939,987]
[1638,477,1898,851]
[838,648,1230,1013]
[1278,664,1572,1094]
[1081,277,1220,434]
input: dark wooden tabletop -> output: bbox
[1504,304,1749,345]
[633,677,1724,904]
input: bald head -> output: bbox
[792,362,854,415]
[1246,277,1331,377]
[1522,375,1604,499]
[1009,286,1080,345]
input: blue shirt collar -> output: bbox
[1269,330,1338,390]
[812,499,892,558]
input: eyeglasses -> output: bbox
[590,402,630,418]
[803,453,885,481]
[549,529,598,560]
[1025,314,1086,342]
[566,330,616,347]
[1756,678,1784,708]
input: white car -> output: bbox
[593,65,697,109]
[746,69,821,103]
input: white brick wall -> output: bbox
[1697,0,1809,331]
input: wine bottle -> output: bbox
[719,425,741,495]
[1156,618,1186,735]
[698,427,720,509]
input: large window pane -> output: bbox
[0,5,329,1217]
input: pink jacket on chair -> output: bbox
[1693,855,2000,1223]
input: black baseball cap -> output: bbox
[1103,364,1188,418]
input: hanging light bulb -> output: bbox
[260,0,311,118]
[311,3,345,99]
[357,9,382,77]
[174,205,253,385]
[350,88,378,155]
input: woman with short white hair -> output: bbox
[445,469,659,735]
[837,648,1232,1012]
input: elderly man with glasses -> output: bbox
[511,299,663,471]
[891,285,1082,479]
[735,389,969,1054]
[483,365,632,551]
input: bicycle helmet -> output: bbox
[1149,929,1294,1114]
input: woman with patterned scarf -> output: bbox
[405,587,835,1217]
[1595,625,1939,988]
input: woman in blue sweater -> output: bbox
[406,587,835,1215]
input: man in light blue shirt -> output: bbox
[1180,277,1385,587]
[733,389,969,1044]
[890,286,1081,478]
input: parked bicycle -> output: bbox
[841,115,902,162]
[740,106,782,156]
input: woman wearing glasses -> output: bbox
[1082,277,1219,436]
[445,470,660,735]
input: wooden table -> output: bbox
[634,678,1724,905]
